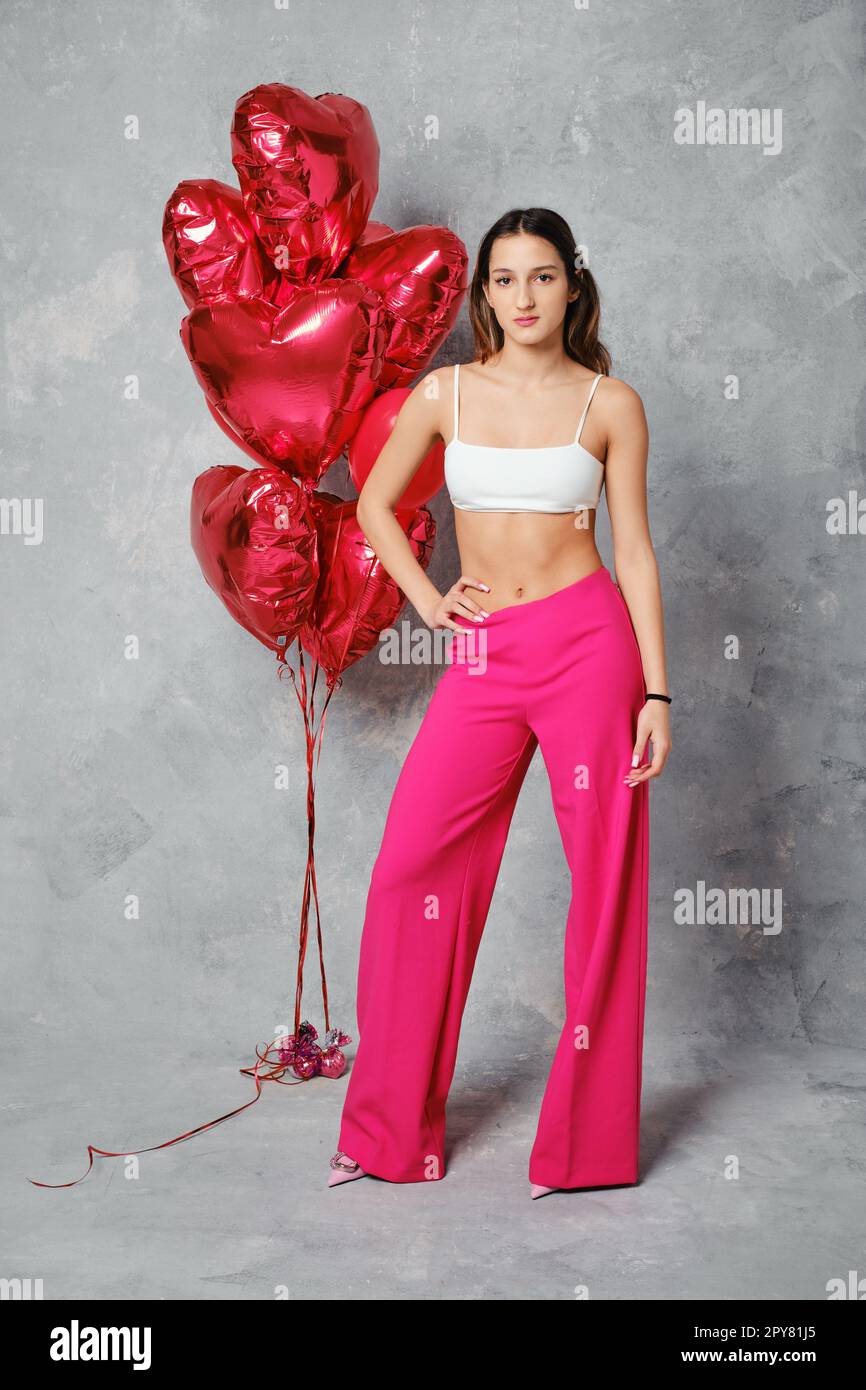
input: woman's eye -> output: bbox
[494,274,554,286]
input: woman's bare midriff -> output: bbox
[453,507,604,614]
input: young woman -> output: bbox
[330,207,671,1199]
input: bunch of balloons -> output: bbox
[163,82,468,685]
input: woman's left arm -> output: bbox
[601,379,671,786]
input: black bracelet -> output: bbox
[645,692,672,704]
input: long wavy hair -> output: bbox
[467,207,611,374]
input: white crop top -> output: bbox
[443,363,605,514]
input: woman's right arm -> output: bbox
[356,367,487,634]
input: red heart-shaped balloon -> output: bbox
[190,464,319,654]
[299,492,436,684]
[357,220,396,246]
[205,398,272,469]
[231,84,379,284]
[349,387,445,509]
[180,280,387,482]
[340,225,468,389]
[162,178,279,310]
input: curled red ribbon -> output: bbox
[28,1036,307,1189]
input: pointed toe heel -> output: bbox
[328,1152,368,1187]
[530,1183,558,1200]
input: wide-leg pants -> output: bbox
[337,564,649,1189]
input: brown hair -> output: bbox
[467,207,611,374]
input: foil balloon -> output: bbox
[205,397,273,469]
[162,179,279,310]
[231,84,380,284]
[180,279,387,482]
[339,225,468,389]
[190,464,319,654]
[299,492,436,685]
[356,220,395,245]
[349,387,445,510]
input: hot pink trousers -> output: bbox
[337,564,649,1188]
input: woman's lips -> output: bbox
[514,316,538,325]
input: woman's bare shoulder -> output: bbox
[599,373,643,404]
[413,362,457,399]
[597,373,647,421]
[403,364,457,442]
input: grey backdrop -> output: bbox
[3,0,864,1302]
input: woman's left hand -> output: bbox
[624,701,671,787]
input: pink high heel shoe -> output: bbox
[328,1152,368,1187]
[530,1183,559,1200]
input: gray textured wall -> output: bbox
[2,0,864,1143]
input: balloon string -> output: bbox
[295,649,327,1036]
[27,1037,305,1189]
[278,638,338,1036]
[294,651,312,1034]
[277,497,380,1032]
[278,647,314,1034]
[289,499,419,1026]
[304,653,330,1037]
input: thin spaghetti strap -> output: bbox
[451,363,460,444]
[575,374,603,445]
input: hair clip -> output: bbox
[574,247,588,272]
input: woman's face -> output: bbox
[483,232,579,346]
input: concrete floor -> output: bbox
[6,1036,864,1300]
